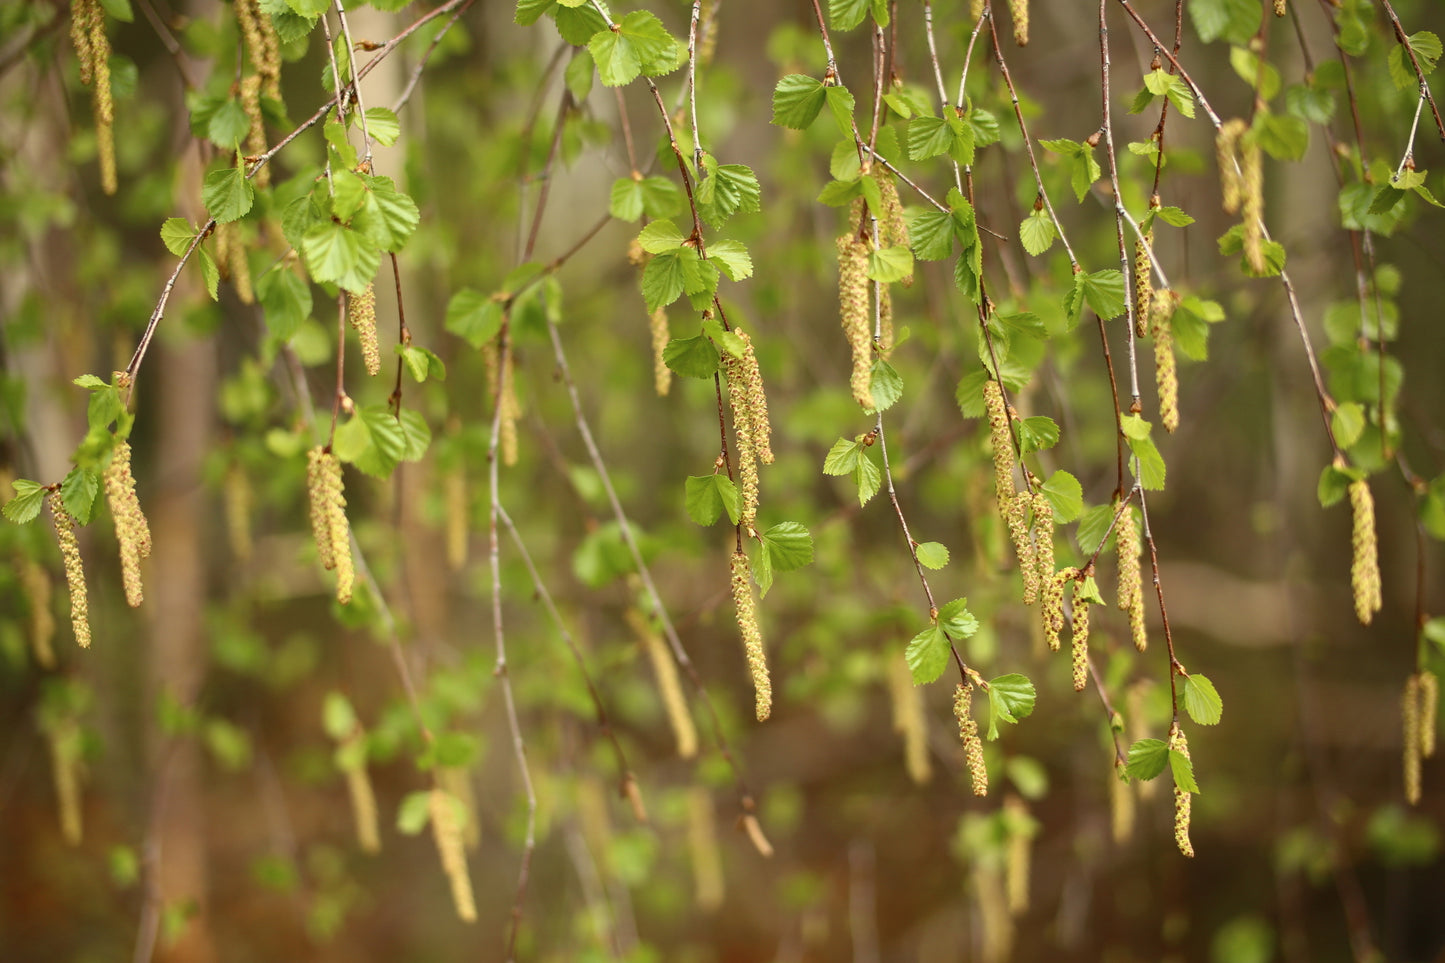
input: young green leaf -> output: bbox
[869,358,903,412]
[904,623,949,685]
[3,479,47,525]
[708,239,753,282]
[684,474,740,526]
[915,541,949,570]
[662,334,721,379]
[822,436,863,476]
[444,289,504,349]
[938,598,979,639]
[985,673,1037,740]
[588,11,678,86]
[396,791,432,834]
[257,268,312,342]
[61,467,99,525]
[202,164,255,224]
[1181,673,1223,726]
[1169,746,1199,793]
[1016,415,1059,454]
[1019,208,1056,256]
[696,161,762,222]
[772,74,827,129]
[302,221,380,292]
[866,245,914,284]
[1040,469,1083,523]
[828,0,869,31]
[762,521,813,573]
[160,218,197,257]
[1124,737,1169,781]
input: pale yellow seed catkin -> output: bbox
[687,787,725,911]
[983,380,1014,505]
[955,683,988,796]
[438,766,480,850]
[1153,303,1179,434]
[71,0,95,87]
[622,773,648,825]
[1008,496,1037,605]
[736,331,773,465]
[104,440,148,608]
[1004,796,1031,916]
[1241,137,1265,274]
[889,657,932,785]
[697,0,720,67]
[741,813,774,858]
[1274,0,1286,17]
[444,465,468,571]
[627,608,698,759]
[1115,504,1147,652]
[224,463,253,563]
[85,0,115,194]
[49,493,90,649]
[349,284,381,377]
[837,234,873,408]
[429,789,477,922]
[1008,0,1029,45]
[1133,229,1154,337]
[306,447,353,604]
[729,552,771,721]
[1170,723,1194,857]
[724,355,761,537]
[1216,119,1247,215]
[1348,479,1382,625]
[342,741,381,854]
[1420,671,1438,759]
[974,862,1013,963]
[649,307,672,396]
[1403,674,1422,804]
[21,558,57,669]
[306,447,336,571]
[970,0,984,20]
[876,171,912,287]
[46,720,84,846]
[1110,761,1135,843]
[1070,579,1090,692]
[1031,494,1055,612]
[500,351,519,468]
[239,73,268,190]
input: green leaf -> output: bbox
[400,345,446,384]
[396,791,432,834]
[823,437,862,476]
[985,673,1036,741]
[257,269,312,342]
[904,623,949,685]
[206,99,251,149]
[868,357,903,412]
[1255,113,1309,162]
[772,74,827,129]
[662,334,720,379]
[332,406,410,477]
[197,248,220,301]
[1127,435,1167,491]
[1016,415,1059,454]
[3,479,46,524]
[322,692,358,740]
[637,219,685,253]
[853,450,881,506]
[73,374,108,390]
[301,221,380,293]
[444,289,504,348]
[907,209,955,260]
[708,239,753,282]
[202,164,255,224]
[761,521,813,573]
[915,541,949,570]
[1154,206,1196,227]
[1019,208,1056,256]
[696,161,762,222]
[1170,747,1199,793]
[1189,0,1260,46]
[824,85,856,137]
[866,245,914,283]
[1080,269,1127,320]
[330,168,369,222]
[1333,402,1366,449]
[61,467,99,524]
[1181,674,1223,726]
[642,250,686,311]
[352,176,420,252]
[1389,32,1442,89]
[1040,469,1083,523]
[610,175,683,222]
[361,107,400,146]
[907,114,958,161]
[828,0,869,31]
[938,598,979,640]
[684,474,740,526]
[1124,737,1168,781]
[1229,47,1281,101]
[1317,463,1355,508]
[587,11,678,87]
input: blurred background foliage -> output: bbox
[1,0,1444,961]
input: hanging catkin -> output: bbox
[729,551,771,721]
[48,492,91,648]
[1170,723,1194,857]
[1348,479,1382,624]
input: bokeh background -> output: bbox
[1,0,1444,961]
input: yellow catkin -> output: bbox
[1031,494,1055,611]
[1216,119,1247,215]
[1110,761,1135,843]
[349,284,381,377]
[1115,503,1147,652]
[876,170,912,287]
[429,789,477,922]
[1004,796,1031,916]
[974,862,1013,963]
[622,773,648,824]
[741,813,774,858]
[1043,566,1078,654]
[21,558,57,669]
[687,787,725,911]
[104,440,149,608]
[74,0,115,195]
[984,379,1016,508]
[48,492,90,649]
[724,354,761,537]
[1153,301,1179,434]
[1420,671,1438,759]
[1133,229,1154,337]
[239,73,268,189]
[1274,0,1286,17]
[341,739,381,854]
[878,279,894,352]
[1008,0,1029,45]
[954,683,988,796]
[1170,723,1194,857]
[649,307,671,396]
[444,464,468,571]
[889,657,932,785]
[306,447,353,604]
[70,0,95,86]
[500,350,519,468]
[1007,495,1037,605]
[627,608,698,759]
[230,224,255,305]
[1127,682,1158,801]
[697,0,720,66]
[1241,135,1265,274]
[224,463,253,563]
[970,0,984,21]
[736,330,773,465]
[1070,578,1091,692]
[837,234,873,408]
[1403,674,1422,804]
[1348,479,1382,625]
[438,766,480,849]
[46,720,84,845]
[729,551,771,721]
